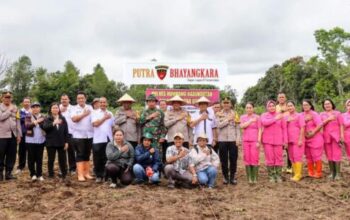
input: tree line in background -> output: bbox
[1,27,348,111]
[242,27,350,107]
[0,56,237,110]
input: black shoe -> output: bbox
[5,172,17,180]
[0,172,3,181]
[223,177,229,185]
[229,178,237,185]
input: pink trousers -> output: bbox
[305,146,323,163]
[345,141,350,161]
[324,140,342,161]
[243,141,260,166]
[263,144,283,166]
[288,143,305,163]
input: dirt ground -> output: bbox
[1,148,350,220]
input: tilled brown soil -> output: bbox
[1,150,350,220]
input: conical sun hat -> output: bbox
[195,96,210,104]
[117,93,136,103]
[166,95,186,105]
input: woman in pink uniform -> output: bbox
[320,99,344,180]
[285,101,305,182]
[240,102,262,184]
[343,99,350,163]
[261,100,287,183]
[302,100,324,178]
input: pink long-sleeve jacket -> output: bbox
[240,114,261,142]
[301,110,323,148]
[343,112,350,144]
[285,112,305,144]
[320,111,343,144]
[261,112,287,145]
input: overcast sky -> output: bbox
[1,0,349,100]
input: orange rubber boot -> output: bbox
[84,161,94,180]
[77,162,86,182]
[314,160,323,178]
[307,162,315,177]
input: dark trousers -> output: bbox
[286,149,292,168]
[17,134,27,170]
[67,135,76,172]
[161,140,168,164]
[0,135,17,174]
[47,146,67,178]
[27,143,44,177]
[73,138,92,162]
[167,142,189,149]
[93,142,108,178]
[218,141,238,179]
[213,143,219,154]
[128,141,138,148]
[105,163,133,185]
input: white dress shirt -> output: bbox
[71,104,94,139]
[192,109,217,145]
[91,109,114,144]
[60,104,75,135]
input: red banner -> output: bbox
[145,89,220,105]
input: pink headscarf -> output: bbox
[266,100,276,109]
[346,99,350,106]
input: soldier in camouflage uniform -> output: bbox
[140,94,167,161]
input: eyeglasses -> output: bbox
[3,96,11,99]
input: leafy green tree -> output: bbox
[91,64,109,97]
[0,55,33,103]
[314,27,350,101]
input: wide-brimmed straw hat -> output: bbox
[117,93,136,103]
[166,95,186,105]
[196,96,210,104]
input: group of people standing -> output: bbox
[241,93,350,183]
[1,90,349,189]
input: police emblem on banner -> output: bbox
[155,65,169,80]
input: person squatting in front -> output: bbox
[189,133,220,189]
[133,133,162,184]
[105,129,134,188]
[164,132,193,189]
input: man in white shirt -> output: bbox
[190,97,217,147]
[60,94,76,175]
[91,97,114,183]
[71,91,94,182]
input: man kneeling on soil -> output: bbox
[189,133,220,189]
[164,132,193,189]
[133,133,162,184]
